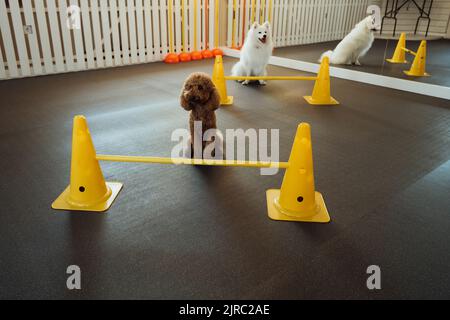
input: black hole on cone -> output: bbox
[79,186,85,192]
[297,196,304,203]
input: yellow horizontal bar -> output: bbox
[401,47,416,56]
[96,154,289,169]
[225,76,317,81]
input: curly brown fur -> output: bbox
[180,72,220,157]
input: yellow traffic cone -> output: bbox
[404,40,429,77]
[386,33,408,64]
[212,55,233,105]
[52,116,123,212]
[266,123,330,223]
[304,57,339,105]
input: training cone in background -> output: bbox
[52,116,122,212]
[386,32,408,64]
[404,40,429,77]
[266,123,330,223]
[304,57,339,105]
[212,55,233,105]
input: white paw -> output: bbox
[242,80,250,85]
[355,61,361,66]
[259,80,267,86]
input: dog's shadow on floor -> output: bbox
[236,80,266,87]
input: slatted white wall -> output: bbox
[447,18,450,38]
[227,0,273,48]
[376,0,450,36]
[227,0,372,48]
[0,0,375,80]
[0,0,218,80]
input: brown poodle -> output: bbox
[180,72,221,158]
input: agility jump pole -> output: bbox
[164,0,179,63]
[225,76,317,81]
[231,0,237,49]
[241,0,247,45]
[260,0,265,23]
[214,0,219,48]
[201,0,214,58]
[211,55,339,106]
[190,0,204,60]
[268,0,273,24]
[96,154,288,169]
[52,116,331,223]
[211,0,223,56]
[251,0,256,23]
[401,47,417,56]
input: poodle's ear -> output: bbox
[252,21,259,29]
[262,21,270,28]
[206,85,221,111]
[180,90,193,111]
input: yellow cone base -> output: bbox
[52,182,123,212]
[303,96,339,106]
[266,189,330,223]
[403,70,430,77]
[221,96,234,106]
[386,58,408,64]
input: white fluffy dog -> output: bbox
[231,21,274,85]
[320,16,378,65]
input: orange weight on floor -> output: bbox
[212,48,223,56]
[201,50,214,59]
[164,53,180,64]
[191,51,203,60]
[179,52,192,62]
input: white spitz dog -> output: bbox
[320,16,379,65]
[231,21,274,85]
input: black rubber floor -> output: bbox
[0,57,449,299]
[274,39,450,87]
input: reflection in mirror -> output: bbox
[252,0,450,88]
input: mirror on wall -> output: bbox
[267,0,450,87]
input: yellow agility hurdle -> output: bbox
[52,116,331,223]
[211,55,339,106]
[96,154,289,169]
[225,76,317,81]
[386,33,429,77]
